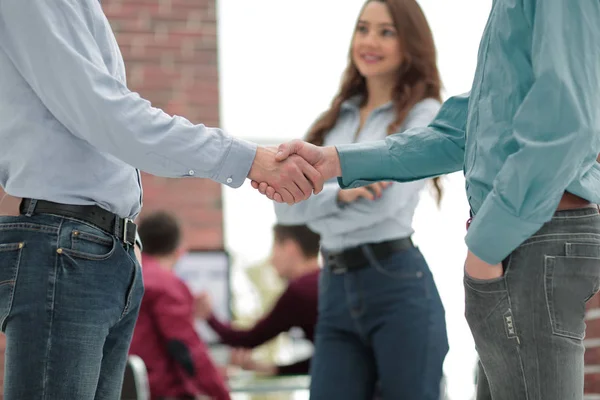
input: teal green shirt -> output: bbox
[336,0,600,265]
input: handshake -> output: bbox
[247,140,342,205]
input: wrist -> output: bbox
[247,146,273,181]
[247,147,263,181]
[321,146,342,180]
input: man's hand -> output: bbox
[337,182,393,204]
[229,348,278,376]
[251,140,341,203]
[464,250,503,280]
[134,244,143,268]
[247,146,324,205]
[276,140,341,180]
[194,292,212,320]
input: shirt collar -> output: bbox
[340,95,393,112]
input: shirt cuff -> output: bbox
[336,142,389,189]
[213,138,257,188]
[465,191,544,265]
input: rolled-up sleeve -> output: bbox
[336,94,468,188]
[465,0,600,264]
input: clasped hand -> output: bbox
[248,140,341,204]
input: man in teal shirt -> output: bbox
[255,0,600,398]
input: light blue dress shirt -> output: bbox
[275,98,440,251]
[336,0,600,265]
[0,0,256,219]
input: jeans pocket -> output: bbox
[120,260,144,320]
[0,242,24,331]
[545,251,600,340]
[61,228,116,261]
[464,275,508,329]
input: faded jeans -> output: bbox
[465,205,600,400]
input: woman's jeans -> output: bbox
[310,244,448,400]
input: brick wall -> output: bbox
[0,0,223,395]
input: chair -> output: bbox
[121,355,151,400]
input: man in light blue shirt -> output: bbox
[0,0,323,399]
[261,0,600,398]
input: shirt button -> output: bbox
[188,170,195,176]
[226,177,233,184]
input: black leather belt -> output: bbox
[323,237,414,274]
[20,198,137,246]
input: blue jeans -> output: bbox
[0,214,144,399]
[465,205,600,400]
[310,245,448,400]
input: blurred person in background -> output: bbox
[271,1,449,399]
[196,224,320,376]
[129,211,230,400]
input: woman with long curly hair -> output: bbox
[274,1,448,399]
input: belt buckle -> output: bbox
[123,218,135,245]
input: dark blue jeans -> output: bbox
[0,214,144,399]
[310,245,448,400]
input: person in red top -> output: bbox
[129,211,230,400]
[195,224,320,376]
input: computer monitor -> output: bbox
[174,250,231,345]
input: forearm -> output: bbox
[0,0,256,188]
[208,315,276,348]
[336,93,468,188]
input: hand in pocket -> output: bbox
[464,250,503,280]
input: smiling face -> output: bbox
[351,1,403,83]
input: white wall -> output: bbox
[218,2,492,399]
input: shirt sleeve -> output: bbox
[308,181,425,236]
[207,286,299,348]
[465,0,600,264]
[273,182,342,225]
[336,93,468,188]
[0,0,255,188]
[153,284,230,400]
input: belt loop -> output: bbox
[25,199,37,217]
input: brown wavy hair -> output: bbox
[306,0,444,205]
